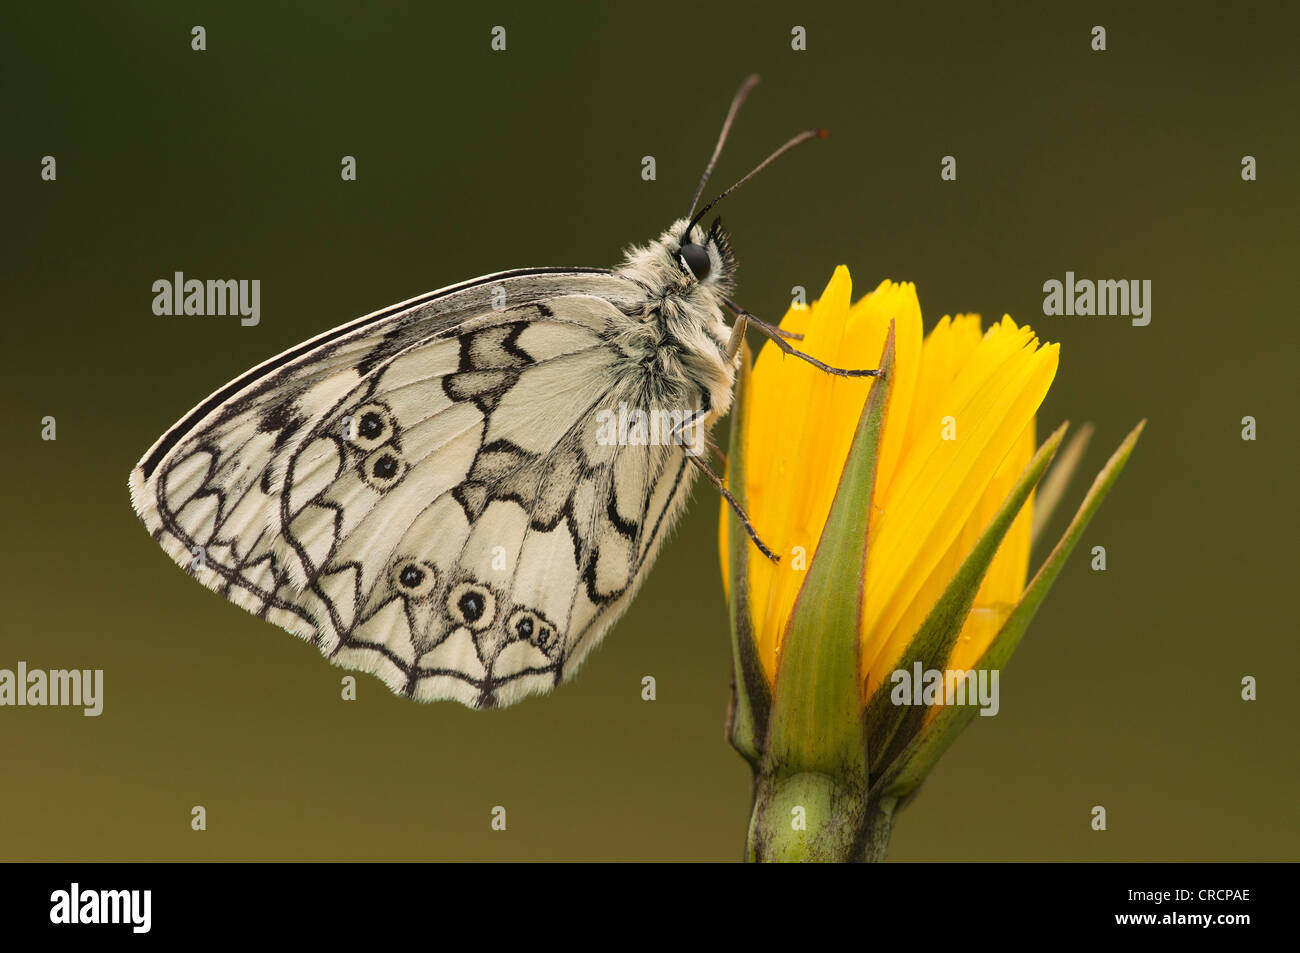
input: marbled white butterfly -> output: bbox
[128,76,874,708]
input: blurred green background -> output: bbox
[2,1,1296,861]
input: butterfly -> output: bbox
[128,75,875,709]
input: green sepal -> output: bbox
[863,422,1068,776]
[872,420,1146,799]
[724,342,771,768]
[1031,421,1094,550]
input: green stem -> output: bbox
[745,770,896,862]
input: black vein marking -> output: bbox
[280,433,344,526]
[557,452,692,681]
[217,525,269,599]
[154,473,320,639]
[442,368,519,416]
[452,481,488,521]
[639,455,689,573]
[529,492,584,560]
[309,558,362,644]
[530,446,582,526]
[465,321,533,371]
[290,499,344,588]
[606,491,639,540]
[501,319,537,364]
[584,452,689,612]
[418,669,488,689]
[469,438,533,485]
[582,548,617,606]
[330,595,416,674]
[515,301,555,319]
[354,324,412,378]
[315,578,423,685]
[580,469,626,607]
[258,400,306,451]
[165,447,229,534]
[412,662,559,701]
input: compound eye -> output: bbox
[678,242,711,281]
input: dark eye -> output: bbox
[678,243,711,281]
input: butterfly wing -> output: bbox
[130,268,699,708]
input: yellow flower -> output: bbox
[721,266,1056,708]
[718,267,1143,862]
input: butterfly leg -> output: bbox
[688,452,779,564]
[723,297,877,378]
[727,312,804,359]
[664,403,776,562]
[726,313,748,359]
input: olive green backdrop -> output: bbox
[2,1,1296,861]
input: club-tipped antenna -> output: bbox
[683,128,828,240]
[686,74,761,221]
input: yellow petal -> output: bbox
[862,330,1058,693]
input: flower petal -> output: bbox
[862,325,1059,693]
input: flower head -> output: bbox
[724,267,1056,699]
[719,267,1142,861]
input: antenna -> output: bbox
[686,74,761,220]
[683,128,828,239]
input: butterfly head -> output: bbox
[671,216,737,291]
[620,217,738,303]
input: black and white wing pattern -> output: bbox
[130,269,699,708]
